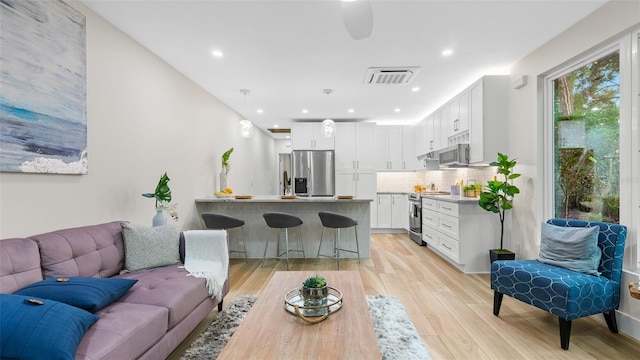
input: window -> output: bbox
[544,29,639,269]
[552,52,620,223]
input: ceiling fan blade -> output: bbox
[341,0,373,40]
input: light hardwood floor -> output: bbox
[170,233,639,359]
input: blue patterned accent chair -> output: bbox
[491,219,627,350]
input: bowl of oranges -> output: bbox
[214,188,233,198]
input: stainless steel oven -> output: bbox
[408,193,424,245]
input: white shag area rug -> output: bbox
[181,294,431,360]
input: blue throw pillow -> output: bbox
[14,276,137,313]
[0,294,99,360]
[538,222,601,275]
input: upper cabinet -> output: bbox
[375,126,403,171]
[335,122,375,172]
[447,90,469,138]
[375,125,416,171]
[468,76,509,164]
[291,123,335,150]
[415,75,508,164]
[402,126,417,171]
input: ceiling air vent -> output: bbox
[364,66,420,85]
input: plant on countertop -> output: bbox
[222,147,234,174]
[302,275,326,289]
[478,153,520,250]
[142,172,178,221]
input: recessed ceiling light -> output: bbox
[394,108,401,113]
[256,109,263,114]
[348,109,354,113]
[442,49,453,56]
[273,124,279,128]
[302,109,308,114]
[211,50,223,58]
[286,135,291,139]
[411,87,420,92]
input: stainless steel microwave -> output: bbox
[438,143,470,167]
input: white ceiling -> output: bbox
[81,0,607,139]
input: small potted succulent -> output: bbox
[301,275,328,316]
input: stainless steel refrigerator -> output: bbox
[292,150,335,197]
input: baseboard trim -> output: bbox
[617,309,640,341]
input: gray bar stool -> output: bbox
[262,212,305,270]
[317,211,360,270]
[201,213,247,261]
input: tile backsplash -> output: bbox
[377,166,497,193]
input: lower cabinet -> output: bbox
[374,193,408,231]
[422,197,499,273]
[336,171,377,226]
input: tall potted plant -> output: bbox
[478,153,520,262]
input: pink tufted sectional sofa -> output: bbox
[0,221,228,359]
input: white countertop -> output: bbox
[195,195,372,203]
[420,194,480,203]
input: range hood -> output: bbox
[438,143,470,168]
[417,151,439,170]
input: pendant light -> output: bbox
[239,89,254,138]
[322,89,336,138]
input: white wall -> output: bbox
[0,0,277,238]
[509,0,640,340]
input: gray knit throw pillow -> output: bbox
[121,222,180,272]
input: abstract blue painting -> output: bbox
[0,0,87,174]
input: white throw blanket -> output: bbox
[182,230,229,300]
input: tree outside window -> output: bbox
[553,51,620,223]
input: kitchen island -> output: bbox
[195,196,372,259]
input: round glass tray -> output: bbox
[284,286,343,317]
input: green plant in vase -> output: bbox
[142,172,178,224]
[219,148,234,193]
[478,153,520,262]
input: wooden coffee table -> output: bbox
[217,271,381,359]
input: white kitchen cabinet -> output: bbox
[421,197,499,273]
[375,193,408,230]
[391,193,408,230]
[447,90,470,138]
[426,115,434,152]
[376,194,392,228]
[335,122,376,227]
[335,123,376,172]
[335,171,376,199]
[416,118,428,155]
[336,171,377,225]
[376,125,418,171]
[468,75,509,164]
[401,126,417,171]
[375,126,403,171]
[291,123,335,150]
[421,198,439,247]
[430,107,448,152]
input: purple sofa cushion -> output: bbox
[31,222,124,279]
[75,302,168,360]
[117,265,211,328]
[0,238,43,293]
